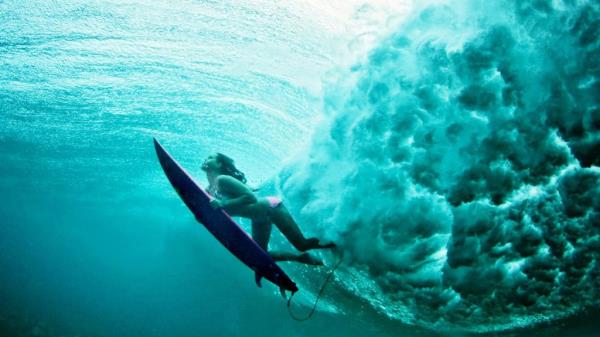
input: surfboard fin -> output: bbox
[279,287,287,299]
[255,272,263,288]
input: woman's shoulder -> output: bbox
[215,174,239,184]
[215,175,247,192]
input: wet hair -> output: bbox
[215,153,247,184]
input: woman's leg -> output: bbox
[251,217,322,265]
[251,218,272,250]
[268,250,323,265]
[269,203,336,252]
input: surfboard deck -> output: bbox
[153,138,298,294]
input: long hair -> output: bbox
[215,153,247,184]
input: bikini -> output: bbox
[265,196,283,208]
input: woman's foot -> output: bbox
[298,238,337,252]
[297,252,324,266]
[318,241,337,249]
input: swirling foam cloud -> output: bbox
[276,0,600,332]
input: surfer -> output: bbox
[201,153,335,265]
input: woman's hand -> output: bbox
[209,199,226,209]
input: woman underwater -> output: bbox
[201,153,335,265]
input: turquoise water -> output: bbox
[1,1,599,336]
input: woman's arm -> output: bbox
[214,175,257,209]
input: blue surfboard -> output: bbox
[153,138,298,295]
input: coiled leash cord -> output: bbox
[286,254,343,321]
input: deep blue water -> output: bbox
[1,1,599,337]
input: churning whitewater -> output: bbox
[275,0,600,332]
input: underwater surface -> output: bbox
[1,0,599,336]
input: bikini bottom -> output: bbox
[266,196,283,208]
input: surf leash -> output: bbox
[286,252,343,321]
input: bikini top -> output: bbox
[207,185,225,199]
